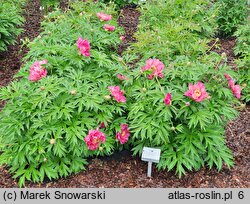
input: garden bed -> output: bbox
[0,0,249,188]
[0,106,249,188]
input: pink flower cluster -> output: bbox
[84,129,106,150]
[116,124,130,144]
[184,82,209,102]
[224,73,241,99]
[96,12,112,21]
[141,59,164,80]
[96,12,115,32]
[76,37,91,57]
[108,86,126,103]
[104,24,115,32]
[29,60,48,81]
[164,93,172,106]
[117,74,128,81]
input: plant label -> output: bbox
[141,147,161,177]
[142,147,161,163]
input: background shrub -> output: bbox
[234,20,250,102]
[216,0,249,36]
[127,0,219,61]
[0,0,25,52]
[99,0,141,8]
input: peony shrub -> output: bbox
[0,0,127,186]
[0,0,244,186]
[114,0,241,177]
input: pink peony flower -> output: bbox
[29,60,48,81]
[103,24,115,31]
[76,37,91,57]
[84,129,106,151]
[120,35,125,41]
[141,59,165,80]
[231,84,241,99]
[99,122,106,129]
[164,93,172,106]
[108,86,126,103]
[224,73,241,99]
[184,82,209,102]
[116,124,130,144]
[96,12,112,21]
[224,73,232,80]
[224,73,234,88]
[117,74,128,81]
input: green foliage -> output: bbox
[127,0,218,61]
[0,0,125,186]
[216,0,249,36]
[40,0,61,14]
[0,0,242,186]
[234,20,250,102]
[99,0,141,8]
[0,0,25,52]
[119,0,239,177]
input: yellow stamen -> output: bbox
[194,89,202,97]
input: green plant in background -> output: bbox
[216,0,249,36]
[0,0,26,52]
[40,0,61,14]
[234,20,250,102]
[127,0,218,61]
[99,0,142,8]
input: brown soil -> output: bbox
[209,36,237,68]
[59,0,69,11]
[117,6,140,55]
[0,0,43,88]
[0,0,43,111]
[0,6,249,188]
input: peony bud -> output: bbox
[50,139,56,145]
[104,95,111,100]
[171,126,175,131]
[99,146,103,151]
[240,103,246,109]
[187,62,192,66]
[40,86,45,91]
[185,102,190,106]
[141,88,147,92]
[120,35,125,41]
[70,90,77,95]
[43,158,47,162]
[242,83,247,88]
[221,52,227,58]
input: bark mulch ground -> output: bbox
[0,5,249,188]
[209,36,237,69]
[0,0,43,110]
[117,6,140,55]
